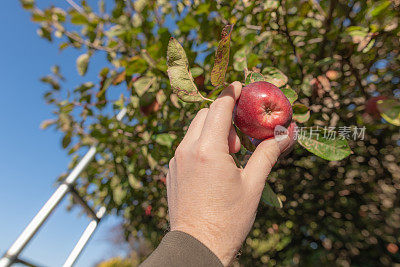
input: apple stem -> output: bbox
[201,95,214,102]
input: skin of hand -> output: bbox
[166,81,293,266]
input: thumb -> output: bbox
[243,135,290,190]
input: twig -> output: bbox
[65,0,85,15]
[64,31,117,53]
[93,23,104,47]
[317,0,338,60]
[310,0,326,18]
[141,49,158,67]
[331,1,355,53]
[279,0,305,81]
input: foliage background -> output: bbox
[22,0,400,265]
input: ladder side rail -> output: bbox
[63,207,106,267]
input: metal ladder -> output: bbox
[0,109,127,267]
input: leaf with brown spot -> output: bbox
[244,72,265,85]
[167,37,204,102]
[262,67,288,87]
[112,70,126,85]
[211,24,234,87]
[293,103,310,123]
[297,128,352,161]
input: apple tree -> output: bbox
[22,0,400,265]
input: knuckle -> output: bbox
[198,107,209,115]
[174,145,186,160]
[168,157,175,169]
[214,95,233,108]
[195,142,211,162]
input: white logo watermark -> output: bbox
[274,125,366,141]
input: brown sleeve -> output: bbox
[139,231,223,267]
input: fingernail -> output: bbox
[274,125,290,152]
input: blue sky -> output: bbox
[0,1,125,266]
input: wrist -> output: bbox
[171,225,238,266]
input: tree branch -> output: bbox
[63,30,118,53]
[317,0,338,60]
[279,0,305,81]
[65,0,85,14]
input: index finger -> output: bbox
[199,81,242,148]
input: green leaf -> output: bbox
[262,183,283,208]
[167,37,204,102]
[74,82,94,92]
[362,39,375,53]
[40,119,56,130]
[62,134,72,148]
[346,26,369,42]
[113,94,125,110]
[262,67,288,87]
[235,126,256,152]
[76,53,89,76]
[247,53,261,69]
[301,75,313,97]
[281,85,298,105]
[377,99,400,126]
[59,42,69,51]
[113,185,126,205]
[31,10,47,22]
[211,24,234,86]
[126,57,148,75]
[37,26,52,41]
[297,128,352,161]
[245,72,265,85]
[233,46,248,72]
[70,11,89,25]
[190,67,204,78]
[97,77,112,99]
[41,75,60,90]
[112,71,126,85]
[315,57,335,67]
[177,16,198,32]
[133,76,155,97]
[51,65,64,80]
[370,1,391,17]
[155,133,177,147]
[133,0,147,12]
[196,3,211,14]
[264,0,279,10]
[292,103,310,123]
[20,0,34,9]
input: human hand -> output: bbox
[166,81,293,266]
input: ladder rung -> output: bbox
[68,186,99,221]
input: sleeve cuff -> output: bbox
[140,230,223,267]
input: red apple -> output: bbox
[233,81,293,140]
[365,95,387,119]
